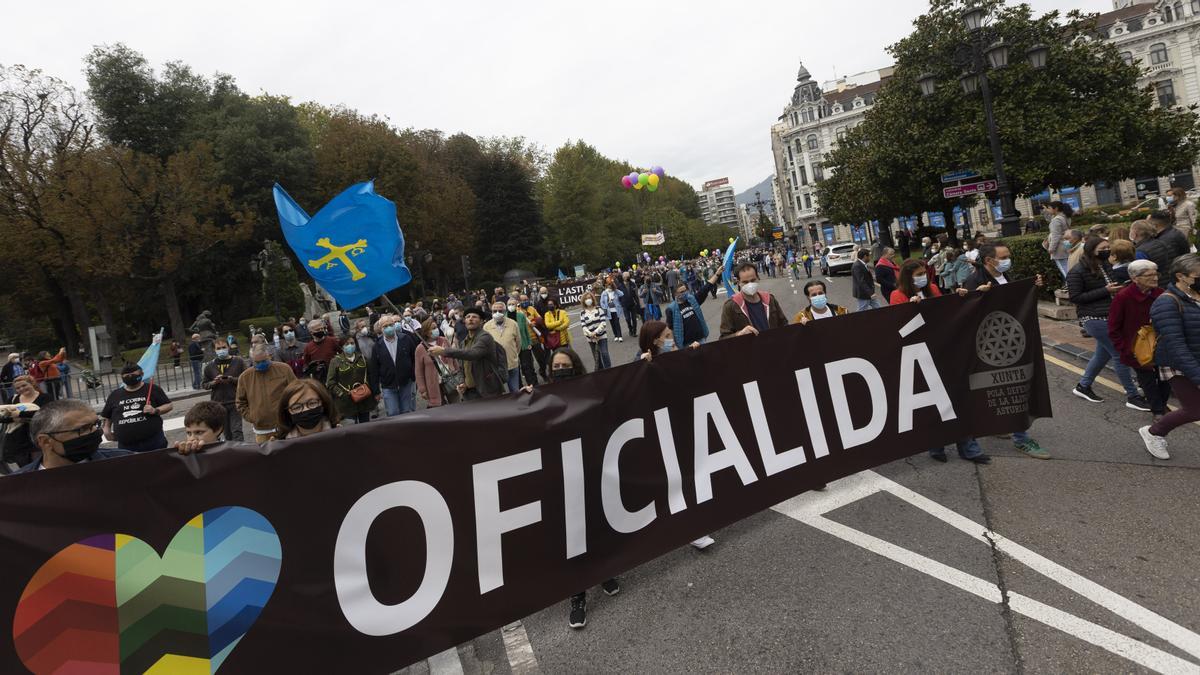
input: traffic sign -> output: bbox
[943,179,998,199]
[941,169,981,183]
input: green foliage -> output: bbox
[258,241,305,318]
[238,316,282,337]
[819,0,1200,231]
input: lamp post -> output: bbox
[917,5,1049,238]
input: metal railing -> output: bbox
[56,362,200,407]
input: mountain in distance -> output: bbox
[735,176,775,210]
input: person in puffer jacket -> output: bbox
[1139,253,1200,460]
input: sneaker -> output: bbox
[568,595,587,629]
[930,451,948,463]
[691,535,715,550]
[600,578,620,596]
[1072,384,1104,403]
[1138,426,1170,460]
[1125,395,1151,412]
[963,453,992,465]
[1014,438,1051,460]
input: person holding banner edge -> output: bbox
[964,242,1053,460]
[719,262,788,339]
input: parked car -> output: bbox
[821,242,858,275]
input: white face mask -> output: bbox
[584,299,594,307]
[492,312,506,324]
[741,281,760,296]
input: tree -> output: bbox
[819,0,1200,235]
[257,240,304,319]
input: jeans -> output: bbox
[342,411,371,425]
[190,360,203,389]
[623,306,639,335]
[1080,319,1138,398]
[120,431,169,453]
[507,367,521,393]
[590,339,612,371]
[929,438,985,459]
[223,404,244,441]
[1053,258,1069,278]
[1134,368,1172,416]
[1149,376,1200,437]
[61,375,72,399]
[608,313,623,339]
[855,297,881,312]
[381,380,416,416]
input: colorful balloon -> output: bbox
[729,237,735,244]
[628,171,639,185]
[633,182,643,190]
[615,261,621,267]
[652,166,664,177]
[647,174,660,187]
[638,173,649,186]
[620,176,631,188]
[647,183,658,192]
[632,264,638,270]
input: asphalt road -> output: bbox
[158,271,1200,674]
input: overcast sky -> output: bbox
[3,0,1102,194]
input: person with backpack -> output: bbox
[429,307,504,400]
[1139,254,1200,460]
[1108,260,1169,421]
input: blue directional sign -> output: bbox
[941,169,981,183]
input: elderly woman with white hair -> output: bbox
[1139,253,1200,459]
[1109,259,1170,421]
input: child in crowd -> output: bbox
[174,400,226,455]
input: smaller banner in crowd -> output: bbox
[549,276,598,307]
[0,282,1050,673]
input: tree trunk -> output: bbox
[161,277,188,345]
[43,276,80,356]
[944,210,960,248]
[90,289,120,353]
[66,287,91,354]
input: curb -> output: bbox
[1041,337,1119,375]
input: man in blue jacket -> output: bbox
[664,272,721,350]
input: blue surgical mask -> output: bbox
[996,258,1013,274]
[914,275,929,288]
[660,339,675,352]
[215,348,229,359]
[383,325,397,338]
[284,331,295,340]
[343,344,355,355]
[811,294,828,309]
[254,360,270,372]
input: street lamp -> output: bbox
[919,9,1050,237]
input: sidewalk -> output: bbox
[1039,315,1110,371]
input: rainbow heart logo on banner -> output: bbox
[13,506,281,674]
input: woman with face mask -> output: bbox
[415,318,460,407]
[325,336,375,424]
[1140,253,1200,459]
[794,280,847,324]
[541,299,571,351]
[579,292,612,371]
[0,375,50,471]
[275,379,339,440]
[890,259,966,306]
[1067,236,1147,409]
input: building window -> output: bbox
[813,163,824,181]
[1193,0,1200,14]
[791,171,797,189]
[836,127,847,141]
[787,146,794,163]
[1150,43,1169,65]
[1120,51,1133,66]
[1176,2,1184,19]
[1156,79,1176,106]
[1165,4,1174,21]
[803,194,812,210]
[798,166,808,186]
[807,135,819,151]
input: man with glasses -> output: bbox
[16,399,131,472]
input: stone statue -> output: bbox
[189,310,217,359]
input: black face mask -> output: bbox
[312,332,326,341]
[1096,250,1111,262]
[57,429,103,463]
[291,408,325,430]
[122,375,142,387]
[551,367,576,381]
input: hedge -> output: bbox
[238,316,283,337]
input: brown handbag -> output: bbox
[349,383,372,403]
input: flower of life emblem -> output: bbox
[975,311,1026,368]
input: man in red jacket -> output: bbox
[1108,259,1169,418]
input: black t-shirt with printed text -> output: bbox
[100,383,171,445]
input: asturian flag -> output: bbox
[273,181,412,309]
[722,237,740,297]
[137,329,164,383]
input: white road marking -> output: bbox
[773,471,1200,671]
[897,314,925,338]
[428,647,465,675]
[502,620,541,674]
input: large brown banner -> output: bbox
[0,282,1050,674]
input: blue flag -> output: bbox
[722,237,740,297]
[273,181,412,310]
[557,269,567,281]
[137,329,164,383]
